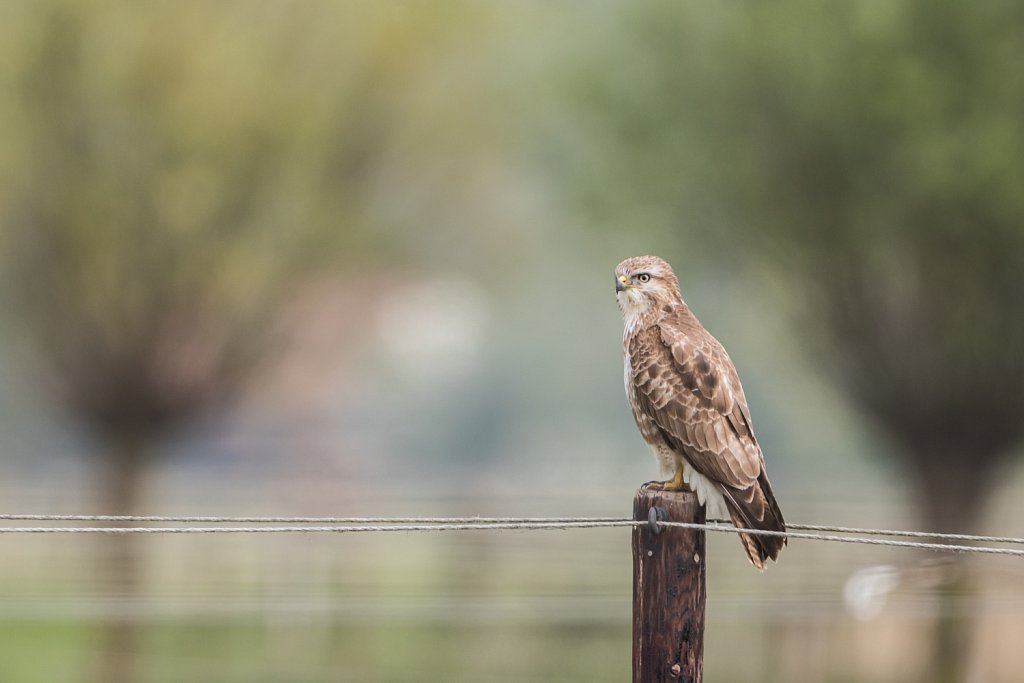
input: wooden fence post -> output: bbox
[632,488,706,683]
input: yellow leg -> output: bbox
[641,461,687,492]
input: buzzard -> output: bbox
[615,255,785,568]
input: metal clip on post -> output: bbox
[647,506,668,535]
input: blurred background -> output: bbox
[1,1,1023,682]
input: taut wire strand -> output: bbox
[0,518,1021,557]
[0,514,1022,546]
[786,522,1024,546]
[657,521,1024,557]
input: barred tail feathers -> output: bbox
[723,471,786,570]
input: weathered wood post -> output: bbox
[633,488,706,683]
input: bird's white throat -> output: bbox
[617,289,650,337]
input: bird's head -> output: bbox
[614,255,682,319]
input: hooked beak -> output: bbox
[615,275,628,293]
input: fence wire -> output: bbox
[0,514,1022,557]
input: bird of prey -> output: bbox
[615,255,785,568]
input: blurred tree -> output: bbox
[568,2,1024,681]
[0,2,479,681]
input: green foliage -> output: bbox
[569,0,1024,531]
[0,1,469,437]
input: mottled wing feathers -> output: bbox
[628,303,786,568]
[629,305,759,488]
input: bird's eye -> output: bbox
[636,273,651,283]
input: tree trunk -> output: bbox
[95,434,150,683]
[908,449,992,683]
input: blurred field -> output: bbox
[0,473,1023,682]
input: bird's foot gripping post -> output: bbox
[640,463,688,492]
[633,488,706,683]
